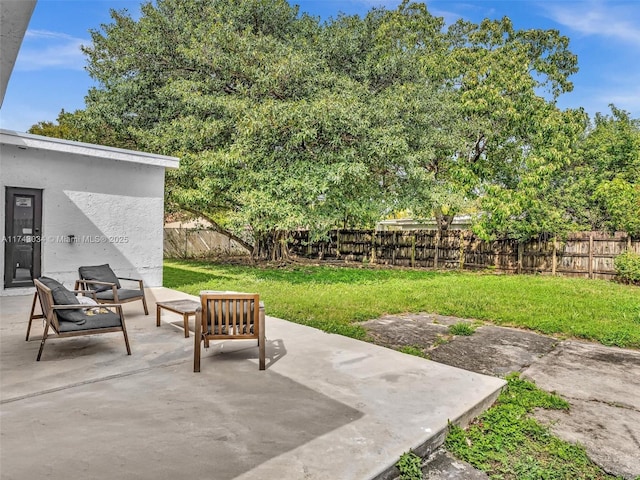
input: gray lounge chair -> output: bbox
[30,277,131,361]
[76,264,149,315]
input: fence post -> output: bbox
[434,231,440,269]
[411,234,416,267]
[184,229,189,259]
[588,233,594,279]
[370,231,377,264]
[552,236,557,276]
[517,241,523,274]
[392,231,397,265]
[459,231,465,270]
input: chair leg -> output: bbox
[194,310,202,372]
[26,291,41,341]
[119,308,131,355]
[258,308,265,370]
[37,322,51,361]
[141,295,149,316]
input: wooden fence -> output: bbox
[288,230,640,280]
[164,228,249,258]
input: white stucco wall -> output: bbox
[1,130,179,295]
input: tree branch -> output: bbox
[180,206,255,253]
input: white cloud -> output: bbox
[542,1,640,46]
[355,0,402,7]
[15,29,87,71]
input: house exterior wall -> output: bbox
[1,140,171,295]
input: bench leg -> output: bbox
[183,313,190,338]
[156,304,161,327]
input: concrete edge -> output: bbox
[370,380,506,480]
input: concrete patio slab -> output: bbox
[523,341,640,479]
[1,288,505,480]
[363,314,559,376]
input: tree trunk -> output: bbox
[254,230,290,261]
[434,207,455,238]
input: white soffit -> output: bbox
[1,129,180,169]
[0,0,37,107]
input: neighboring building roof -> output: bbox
[376,215,473,231]
[0,129,180,169]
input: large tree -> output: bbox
[36,0,585,255]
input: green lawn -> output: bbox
[164,259,640,349]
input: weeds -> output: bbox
[396,451,423,480]
[445,374,618,479]
[449,322,476,336]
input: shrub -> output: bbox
[614,251,640,284]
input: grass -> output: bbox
[449,322,476,336]
[164,259,640,348]
[445,374,622,479]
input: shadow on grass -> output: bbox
[166,259,448,286]
[163,264,227,288]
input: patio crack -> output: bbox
[0,360,188,405]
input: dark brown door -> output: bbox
[4,187,42,288]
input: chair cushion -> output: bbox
[58,311,123,332]
[79,264,121,292]
[38,276,78,305]
[209,324,254,335]
[204,300,255,335]
[38,277,86,325]
[95,288,143,301]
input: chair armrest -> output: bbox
[77,280,119,299]
[51,304,91,310]
[80,279,117,287]
[52,304,124,314]
[73,289,98,301]
[117,277,144,289]
[72,289,96,295]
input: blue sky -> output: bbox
[2,0,639,132]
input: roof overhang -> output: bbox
[1,129,180,169]
[0,0,37,108]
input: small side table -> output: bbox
[156,299,200,338]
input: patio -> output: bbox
[1,287,505,480]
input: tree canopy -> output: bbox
[29,0,638,258]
